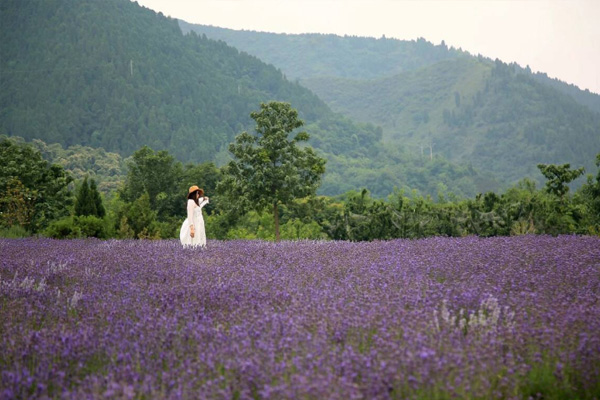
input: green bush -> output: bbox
[150,219,178,239]
[76,215,108,239]
[44,216,108,239]
[0,225,30,238]
[280,218,326,240]
[44,217,81,239]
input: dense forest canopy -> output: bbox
[0,0,327,162]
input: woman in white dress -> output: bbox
[179,185,209,248]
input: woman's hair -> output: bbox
[187,189,204,206]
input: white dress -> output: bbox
[179,198,209,247]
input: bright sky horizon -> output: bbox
[134,0,600,95]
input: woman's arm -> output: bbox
[199,197,210,209]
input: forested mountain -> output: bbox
[0,0,330,163]
[182,23,600,187]
[302,58,600,184]
[0,0,488,197]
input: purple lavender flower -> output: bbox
[0,236,598,399]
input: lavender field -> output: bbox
[1,236,599,399]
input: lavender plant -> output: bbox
[1,236,599,399]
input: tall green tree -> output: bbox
[120,146,183,219]
[0,139,72,232]
[537,163,585,202]
[75,177,105,217]
[218,101,326,241]
[75,177,94,217]
[577,153,600,232]
[89,179,106,218]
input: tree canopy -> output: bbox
[218,102,326,240]
[0,139,72,232]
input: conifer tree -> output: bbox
[89,179,105,217]
[75,177,97,217]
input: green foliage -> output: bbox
[0,135,127,195]
[302,58,600,189]
[218,102,326,240]
[119,192,159,239]
[29,138,126,194]
[75,177,106,218]
[0,139,73,232]
[204,155,600,241]
[0,225,30,238]
[44,218,80,239]
[120,146,184,220]
[76,215,109,239]
[75,178,92,217]
[215,211,326,240]
[89,179,106,217]
[573,154,600,234]
[44,215,108,239]
[537,163,585,200]
[0,178,35,229]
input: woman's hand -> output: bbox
[190,225,195,238]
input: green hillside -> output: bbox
[183,24,600,186]
[0,0,490,198]
[303,58,600,184]
[0,0,334,163]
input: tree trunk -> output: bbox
[273,202,280,242]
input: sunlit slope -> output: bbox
[304,58,600,183]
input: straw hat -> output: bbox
[188,185,201,194]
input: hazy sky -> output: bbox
[134,0,600,95]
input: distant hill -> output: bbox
[178,22,466,81]
[0,0,489,198]
[182,23,600,186]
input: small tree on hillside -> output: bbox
[218,101,326,241]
